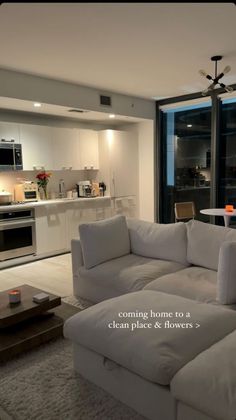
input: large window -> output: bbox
[160,100,211,223]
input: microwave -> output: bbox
[0,142,23,171]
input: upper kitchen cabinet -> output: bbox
[0,122,20,143]
[20,124,54,170]
[78,129,99,170]
[51,127,81,170]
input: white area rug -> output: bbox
[62,295,93,310]
[0,299,145,420]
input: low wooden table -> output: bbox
[0,284,79,362]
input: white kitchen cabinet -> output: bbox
[78,129,99,170]
[98,130,139,199]
[65,203,94,249]
[0,122,20,143]
[20,124,54,170]
[51,127,81,170]
[35,204,67,255]
[65,198,112,249]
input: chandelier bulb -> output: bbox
[225,85,234,93]
[223,65,231,74]
[199,69,207,77]
[201,88,209,96]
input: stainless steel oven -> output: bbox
[0,208,36,261]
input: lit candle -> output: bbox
[225,205,234,212]
[8,289,21,304]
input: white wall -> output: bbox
[138,121,155,222]
[120,120,155,222]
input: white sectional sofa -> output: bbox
[71,215,236,306]
[66,215,236,420]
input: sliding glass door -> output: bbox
[218,97,236,225]
[160,100,211,223]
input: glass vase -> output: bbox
[42,186,48,200]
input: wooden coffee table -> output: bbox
[0,284,79,362]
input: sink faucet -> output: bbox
[59,179,66,198]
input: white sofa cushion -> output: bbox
[144,266,218,304]
[78,254,186,302]
[217,241,236,304]
[171,329,236,420]
[79,215,130,269]
[64,291,236,386]
[127,218,188,265]
[186,219,234,270]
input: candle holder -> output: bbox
[8,289,21,304]
[225,205,234,212]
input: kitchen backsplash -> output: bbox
[0,169,99,198]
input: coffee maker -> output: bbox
[77,181,92,197]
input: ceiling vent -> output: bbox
[68,109,87,113]
[100,95,112,107]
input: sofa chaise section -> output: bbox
[64,290,236,420]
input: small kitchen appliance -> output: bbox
[0,191,13,205]
[0,142,23,171]
[77,181,92,197]
[14,182,39,202]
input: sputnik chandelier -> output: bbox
[199,55,233,96]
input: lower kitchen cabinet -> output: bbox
[65,205,94,249]
[35,204,67,255]
[65,198,112,249]
[35,198,112,256]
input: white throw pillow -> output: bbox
[127,218,188,265]
[79,215,130,269]
[186,220,230,270]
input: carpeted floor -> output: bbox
[0,300,145,420]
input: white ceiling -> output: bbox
[0,3,236,100]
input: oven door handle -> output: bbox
[0,219,35,230]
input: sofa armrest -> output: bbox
[71,238,84,297]
[217,241,236,304]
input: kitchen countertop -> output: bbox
[176,186,211,191]
[0,196,111,211]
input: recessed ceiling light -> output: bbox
[34,102,42,108]
[187,124,192,127]
[109,114,115,118]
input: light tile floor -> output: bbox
[0,253,73,297]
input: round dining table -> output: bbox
[200,208,236,227]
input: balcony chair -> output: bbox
[174,201,196,222]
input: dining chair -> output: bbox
[174,201,196,222]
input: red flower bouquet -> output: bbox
[36,171,52,200]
